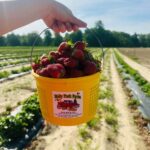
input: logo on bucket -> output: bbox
[52,91,83,118]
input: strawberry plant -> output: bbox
[0,94,41,146]
[0,71,10,79]
[115,51,150,97]
[0,66,31,80]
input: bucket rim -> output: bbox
[32,70,100,82]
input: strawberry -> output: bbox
[46,63,66,78]
[63,68,71,78]
[64,58,78,68]
[32,62,40,72]
[70,69,84,78]
[40,54,47,60]
[36,68,49,77]
[40,57,50,67]
[74,41,86,50]
[49,51,60,61]
[58,42,71,54]
[83,61,97,75]
[72,49,84,60]
[56,57,66,65]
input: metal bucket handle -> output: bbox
[30,28,105,68]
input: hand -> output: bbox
[43,0,87,33]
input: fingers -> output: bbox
[65,22,72,32]
[72,24,79,32]
[45,19,86,33]
[70,16,87,28]
[51,20,80,33]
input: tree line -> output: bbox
[0,21,150,47]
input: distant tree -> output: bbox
[6,34,21,46]
[95,20,104,29]
[43,30,52,46]
[146,34,150,47]
[0,36,5,46]
[64,33,70,41]
[66,30,83,43]
[139,34,147,47]
[26,32,43,46]
[1,20,150,47]
[53,33,63,46]
[131,33,140,47]
[20,35,28,46]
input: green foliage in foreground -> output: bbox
[0,66,31,79]
[115,50,150,97]
[99,102,119,132]
[0,94,41,146]
[128,99,141,108]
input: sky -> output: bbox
[8,0,150,35]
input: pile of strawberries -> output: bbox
[32,41,101,78]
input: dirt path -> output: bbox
[44,126,78,150]
[117,50,150,83]
[0,74,36,113]
[118,48,150,70]
[111,55,147,150]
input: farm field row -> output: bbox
[26,49,150,150]
[0,47,150,149]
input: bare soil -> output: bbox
[117,50,150,83]
[0,74,36,114]
[118,48,150,70]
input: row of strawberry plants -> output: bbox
[0,54,42,61]
[0,66,31,79]
[0,47,53,54]
[114,50,150,96]
[0,59,29,68]
[0,94,42,147]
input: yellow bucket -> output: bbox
[32,70,100,126]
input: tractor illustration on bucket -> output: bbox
[57,98,80,111]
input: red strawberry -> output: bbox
[83,61,97,75]
[56,57,66,65]
[64,58,78,68]
[58,42,71,54]
[31,62,40,72]
[46,64,66,78]
[70,69,84,78]
[72,49,84,60]
[49,51,60,61]
[40,54,47,60]
[36,68,49,77]
[74,41,86,50]
[63,68,71,78]
[40,57,50,67]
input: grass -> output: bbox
[99,102,118,115]
[0,71,10,79]
[86,114,101,129]
[100,74,108,82]
[79,126,92,140]
[5,105,12,112]
[128,99,141,108]
[99,87,113,99]
[105,113,118,127]
[99,102,119,132]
